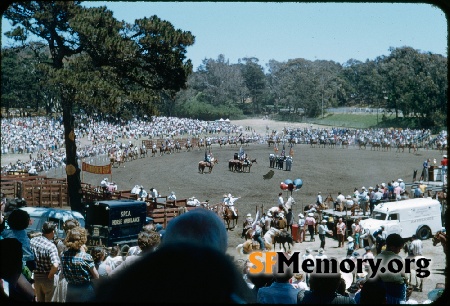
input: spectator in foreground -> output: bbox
[0,209,35,271]
[61,226,99,302]
[95,242,253,303]
[108,230,160,277]
[30,221,60,302]
[374,233,407,304]
[0,238,35,302]
[257,261,299,304]
[298,272,356,304]
[359,279,387,304]
[161,208,228,253]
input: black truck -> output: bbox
[84,199,147,248]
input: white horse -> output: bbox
[264,227,281,245]
[268,196,295,215]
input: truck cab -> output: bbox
[84,199,147,248]
[359,198,442,240]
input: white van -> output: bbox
[359,198,442,240]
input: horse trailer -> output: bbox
[359,198,443,240]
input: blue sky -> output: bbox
[2,2,447,71]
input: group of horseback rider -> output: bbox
[241,203,290,249]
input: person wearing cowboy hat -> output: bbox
[305,212,316,242]
[241,213,254,239]
[315,247,327,260]
[297,213,306,243]
[138,186,147,201]
[318,219,333,249]
[398,179,405,192]
[276,212,287,230]
[347,236,355,256]
[167,191,176,201]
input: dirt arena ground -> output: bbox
[2,118,447,301]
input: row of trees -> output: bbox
[3,44,447,127]
[174,48,447,130]
[1,2,447,212]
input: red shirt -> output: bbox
[441,158,448,166]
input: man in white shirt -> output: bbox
[408,235,423,256]
[316,192,323,206]
[278,192,284,206]
[335,192,346,211]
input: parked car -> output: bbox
[20,207,85,239]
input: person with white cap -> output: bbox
[357,187,368,214]
[167,191,176,201]
[224,193,240,217]
[297,213,306,243]
[100,177,109,188]
[316,192,323,206]
[398,178,406,192]
[393,181,402,201]
[138,186,147,201]
[315,248,327,260]
[318,219,333,249]
[373,225,387,255]
[241,213,253,239]
[346,236,355,256]
[305,212,316,242]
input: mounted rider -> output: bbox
[241,213,254,238]
[224,193,239,217]
[250,211,265,251]
[204,151,212,167]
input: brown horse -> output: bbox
[432,231,447,254]
[139,147,148,158]
[198,158,218,174]
[185,142,193,152]
[321,194,333,210]
[223,205,238,230]
[110,154,123,167]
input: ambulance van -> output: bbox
[359,198,443,240]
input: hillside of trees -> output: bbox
[3,44,447,130]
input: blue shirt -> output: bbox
[1,229,35,262]
[257,281,299,304]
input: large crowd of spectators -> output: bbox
[1,115,447,175]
